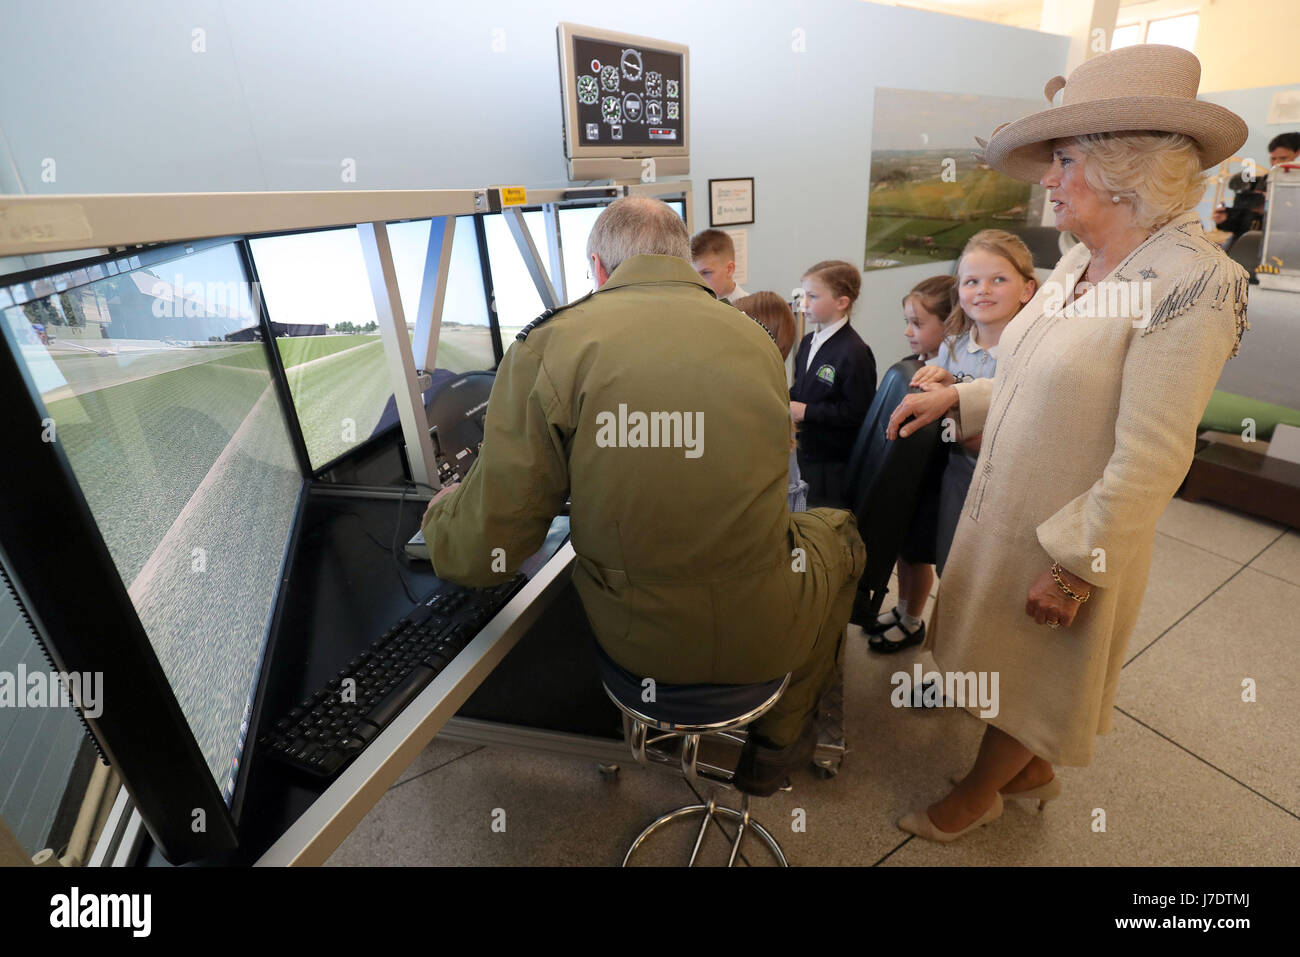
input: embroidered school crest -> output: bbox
[815,364,835,385]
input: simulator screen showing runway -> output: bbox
[250,218,495,470]
[1,243,302,802]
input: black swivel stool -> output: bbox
[596,644,791,867]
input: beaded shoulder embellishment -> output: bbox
[1139,258,1250,358]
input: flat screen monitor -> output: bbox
[557,22,689,181]
[0,241,302,805]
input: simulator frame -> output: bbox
[0,180,692,865]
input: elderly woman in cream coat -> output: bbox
[885,44,1250,842]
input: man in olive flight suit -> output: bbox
[422,197,865,794]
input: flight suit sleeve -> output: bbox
[420,339,570,587]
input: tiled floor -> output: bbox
[325,499,1300,866]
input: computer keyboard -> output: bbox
[259,574,528,780]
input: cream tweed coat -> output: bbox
[925,209,1249,766]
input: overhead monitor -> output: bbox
[0,241,303,809]
[557,22,689,181]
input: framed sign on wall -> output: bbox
[722,228,748,283]
[708,177,754,226]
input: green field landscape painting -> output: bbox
[865,88,1048,270]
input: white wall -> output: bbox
[0,0,1069,377]
[1196,0,1300,93]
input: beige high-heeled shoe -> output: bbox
[949,773,1061,811]
[898,791,1003,843]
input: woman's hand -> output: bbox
[790,400,807,424]
[1025,565,1090,628]
[911,366,955,389]
[886,385,957,440]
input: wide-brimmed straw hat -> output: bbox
[982,44,1247,183]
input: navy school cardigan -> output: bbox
[790,322,877,463]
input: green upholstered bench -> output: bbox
[1198,390,1300,442]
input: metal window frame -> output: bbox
[239,218,470,478]
[478,190,692,360]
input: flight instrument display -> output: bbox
[572,36,683,148]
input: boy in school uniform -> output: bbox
[789,260,876,509]
[690,228,749,304]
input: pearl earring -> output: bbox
[1112,195,1121,204]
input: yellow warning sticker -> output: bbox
[499,186,527,206]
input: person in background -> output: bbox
[789,260,876,508]
[1244,132,1300,243]
[1211,134,1297,241]
[1211,169,1268,246]
[690,228,749,303]
[902,277,952,367]
[734,291,807,510]
[1267,131,1300,167]
[860,275,953,644]
[735,290,797,360]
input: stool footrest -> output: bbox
[622,795,788,867]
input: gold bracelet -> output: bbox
[1051,562,1090,603]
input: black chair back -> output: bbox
[1227,230,1263,275]
[841,358,944,622]
[1003,225,1067,271]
